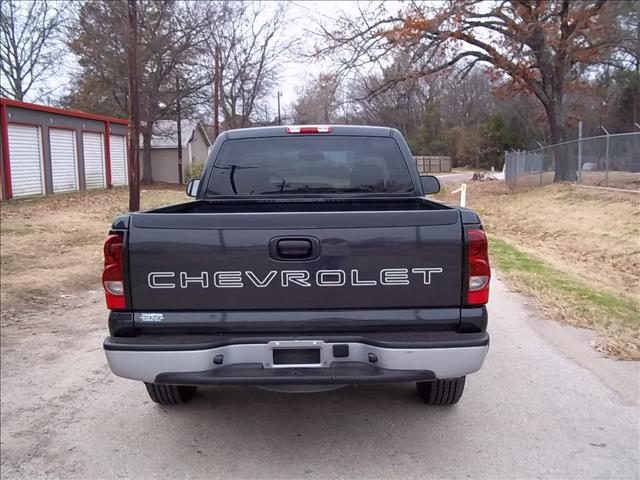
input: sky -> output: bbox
[274,1,404,114]
[276,0,346,106]
[12,1,407,118]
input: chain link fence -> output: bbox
[504,132,640,189]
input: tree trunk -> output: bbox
[141,126,153,184]
[634,69,639,127]
[14,66,23,101]
[546,101,577,183]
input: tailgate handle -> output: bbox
[271,237,319,261]
[277,239,312,259]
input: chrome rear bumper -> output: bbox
[105,337,489,384]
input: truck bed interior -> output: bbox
[148,197,451,214]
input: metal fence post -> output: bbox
[601,126,610,186]
[540,147,543,185]
[536,142,544,185]
[577,121,583,183]
[606,135,610,185]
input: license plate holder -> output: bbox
[272,348,321,366]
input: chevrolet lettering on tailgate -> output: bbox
[147,268,444,289]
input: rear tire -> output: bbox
[416,376,465,405]
[144,383,197,405]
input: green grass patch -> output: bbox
[489,236,639,359]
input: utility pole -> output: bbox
[213,45,220,138]
[127,0,140,212]
[176,77,183,185]
[277,91,282,125]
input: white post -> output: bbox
[452,183,467,207]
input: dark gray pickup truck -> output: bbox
[102,125,490,406]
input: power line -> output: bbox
[286,1,340,22]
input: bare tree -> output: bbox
[292,73,339,124]
[316,0,621,181]
[349,56,438,132]
[199,1,292,129]
[438,71,494,129]
[613,0,640,72]
[0,0,67,101]
[613,1,640,126]
[64,0,210,184]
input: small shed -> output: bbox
[0,98,129,200]
[142,120,211,184]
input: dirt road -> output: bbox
[435,171,475,184]
[1,277,638,479]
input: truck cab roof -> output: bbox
[225,125,395,140]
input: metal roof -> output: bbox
[0,98,128,125]
[146,120,211,149]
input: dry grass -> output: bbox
[0,186,187,321]
[581,171,640,189]
[510,171,640,190]
[491,237,639,360]
[467,182,640,298]
[463,181,640,359]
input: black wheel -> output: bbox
[144,383,197,405]
[416,376,465,405]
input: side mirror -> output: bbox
[420,175,440,195]
[186,179,200,197]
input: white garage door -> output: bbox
[109,135,128,186]
[7,124,44,197]
[82,132,105,188]
[50,129,79,193]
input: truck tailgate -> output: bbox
[127,209,463,311]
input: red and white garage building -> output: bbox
[0,98,129,200]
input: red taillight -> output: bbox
[102,233,125,310]
[466,229,490,305]
[286,126,332,134]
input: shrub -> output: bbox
[185,162,204,182]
